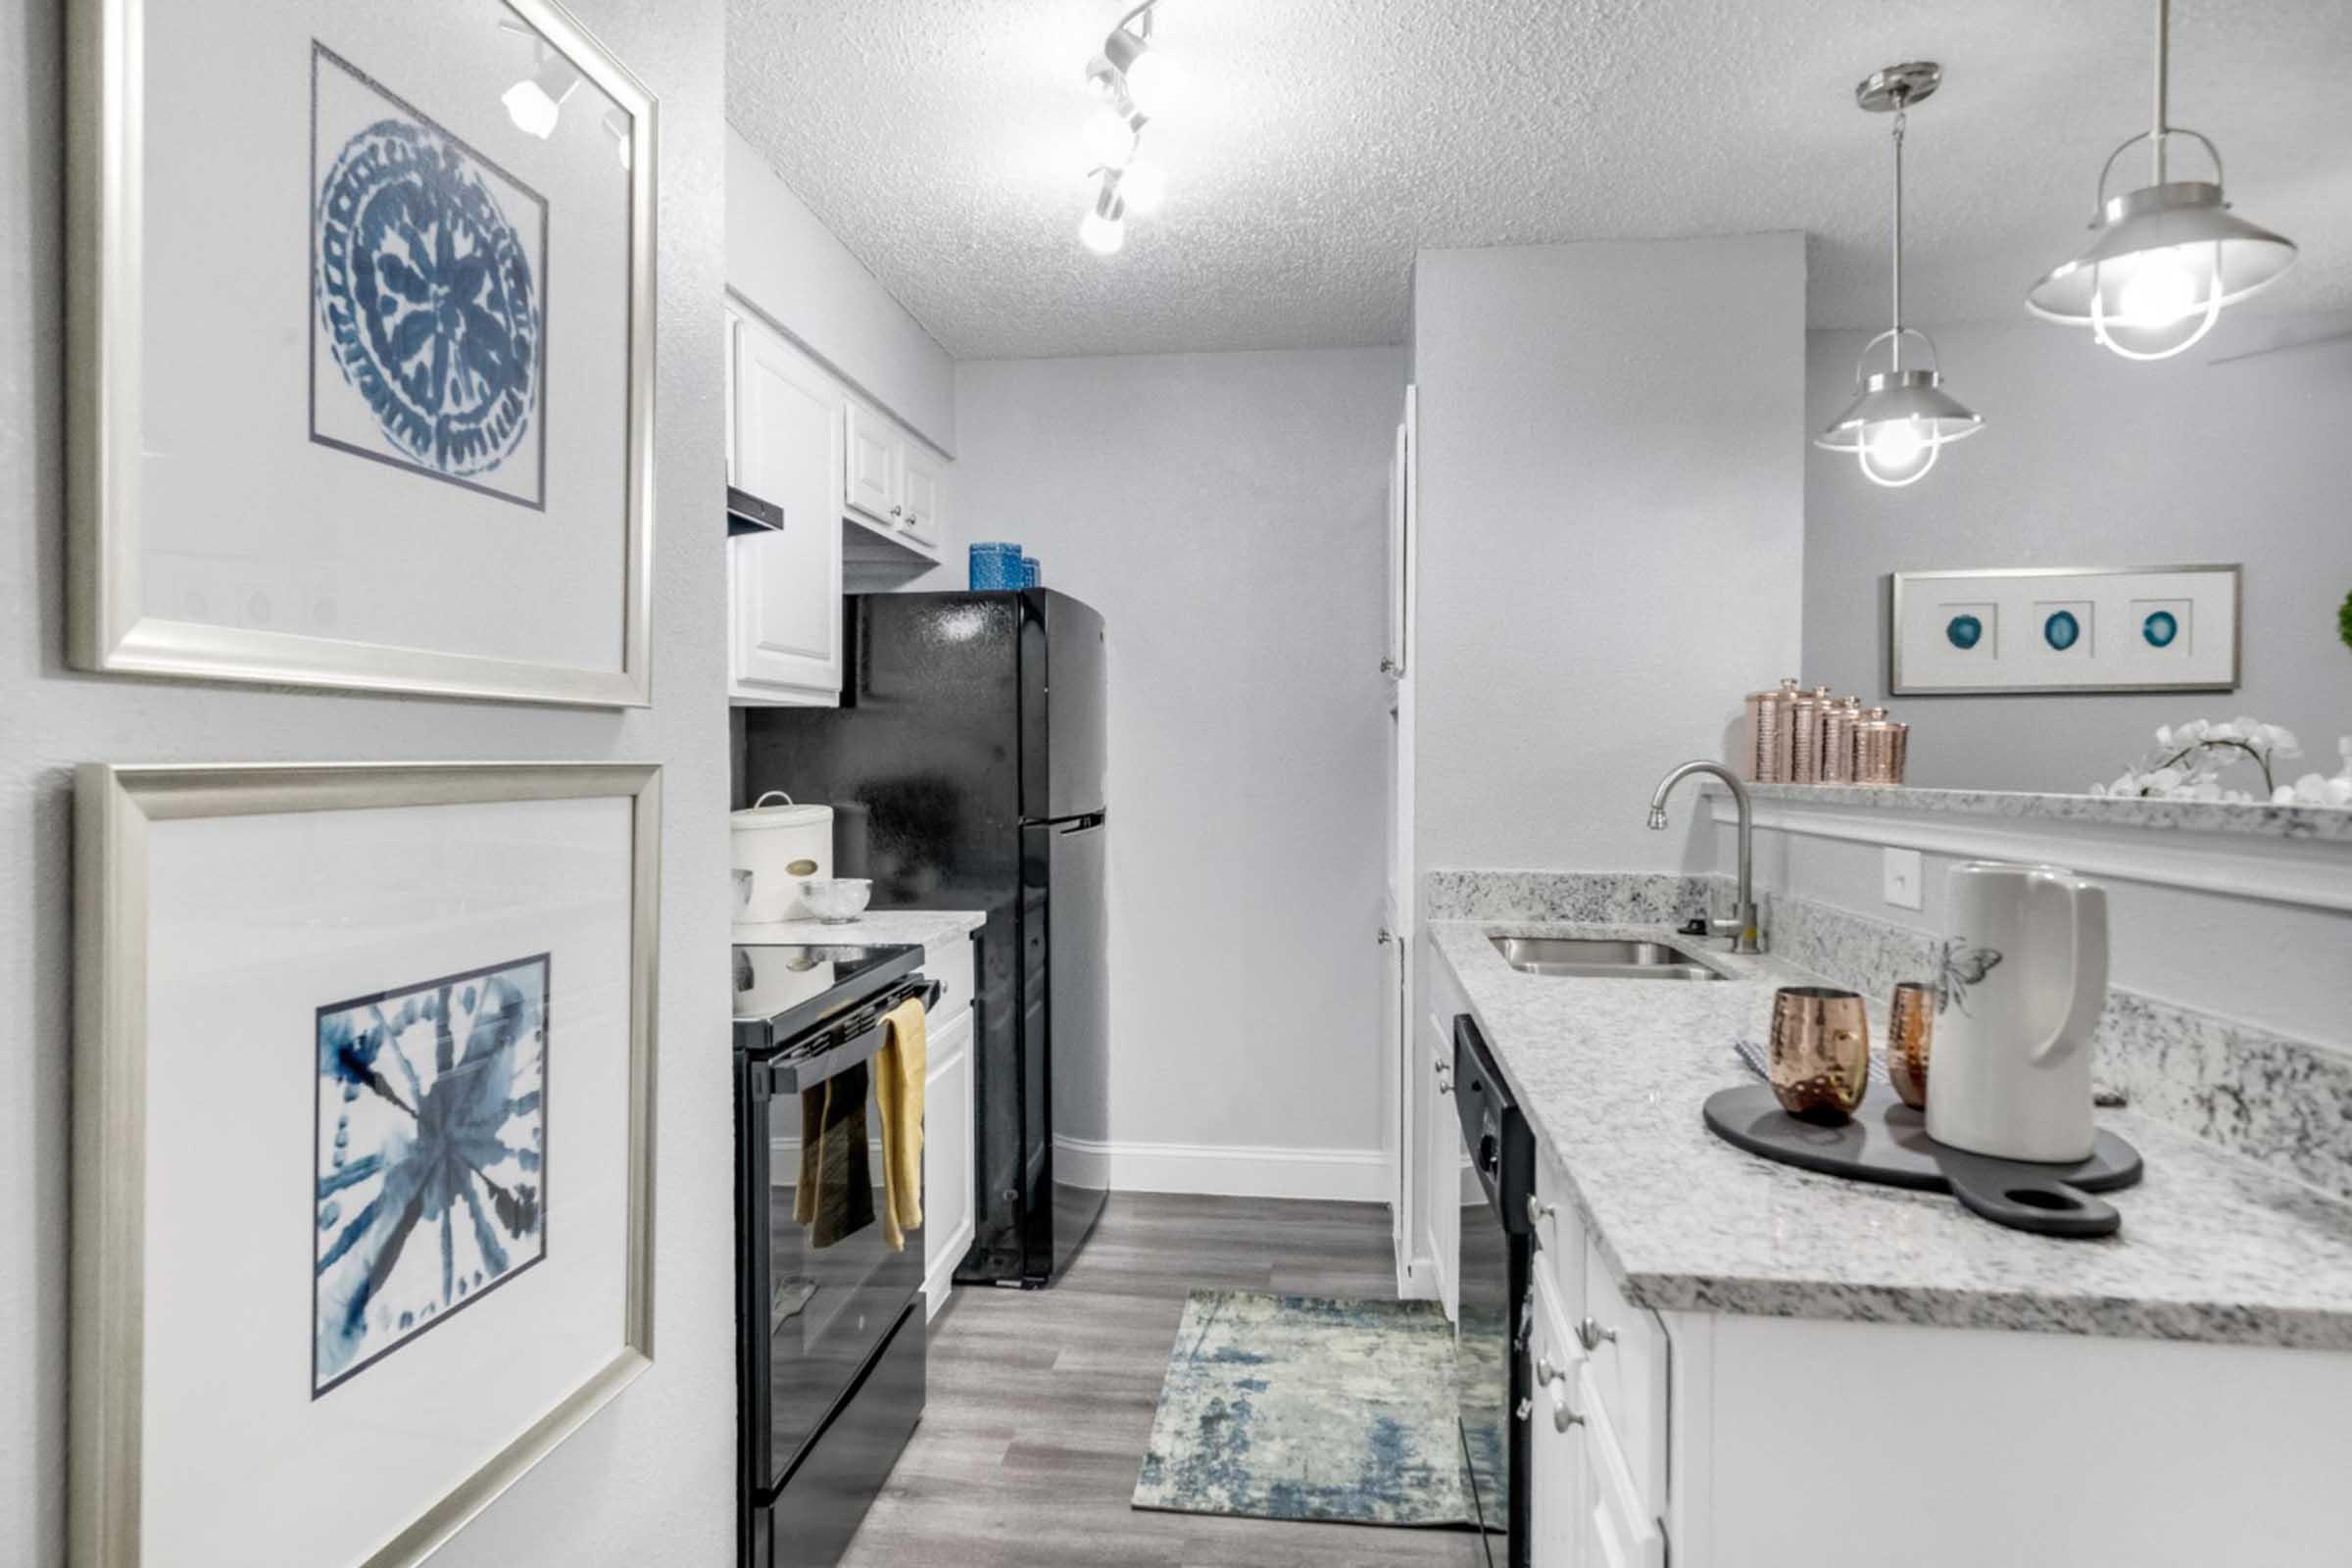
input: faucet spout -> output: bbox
[1644,760,1761,955]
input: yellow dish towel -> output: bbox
[873,997,927,1251]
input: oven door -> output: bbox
[740,1028,925,1497]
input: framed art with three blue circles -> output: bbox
[1889,567,2240,694]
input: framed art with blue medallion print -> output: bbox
[67,0,657,707]
[71,761,659,1568]
[1889,566,2241,695]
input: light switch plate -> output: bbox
[1882,847,1924,910]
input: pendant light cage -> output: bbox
[2025,0,2298,359]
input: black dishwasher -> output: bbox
[1454,1013,1534,1568]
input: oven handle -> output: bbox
[763,980,943,1098]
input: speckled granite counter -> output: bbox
[734,909,985,950]
[1431,918,2352,1349]
[1733,781,2352,842]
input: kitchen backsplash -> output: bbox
[1425,867,2352,1203]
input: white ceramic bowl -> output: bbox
[798,877,873,925]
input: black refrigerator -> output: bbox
[741,589,1109,1287]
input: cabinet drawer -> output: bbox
[1582,1237,1669,1522]
[921,935,975,1032]
[1531,1150,1586,1320]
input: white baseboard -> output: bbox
[1054,1135,1391,1202]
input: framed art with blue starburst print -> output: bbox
[67,0,656,707]
[72,761,660,1568]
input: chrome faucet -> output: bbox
[1645,760,1761,955]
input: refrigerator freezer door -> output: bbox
[1028,591,1107,823]
[1041,815,1109,1277]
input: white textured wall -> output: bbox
[725,124,956,455]
[1,3,736,1562]
[1804,314,2352,794]
[950,348,1403,1159]
[1411,235,1809,872]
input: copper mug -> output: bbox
[1768,987,1871,1122]
[1887,982,1935,1110]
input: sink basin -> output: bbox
[1490,935,1722,981]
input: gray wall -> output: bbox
[949,347,1402,1162]
[1412,235,1809,872]
[1804,314,2352,794]
[1,3,736,1562]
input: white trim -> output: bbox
[1053,1136,1390,1203]
[1718,795,2352,915]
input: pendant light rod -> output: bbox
[1889,109,1906,368]
[2151,0,2171,183]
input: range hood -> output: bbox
[727,484,784,537]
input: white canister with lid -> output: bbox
[731,792,833,923]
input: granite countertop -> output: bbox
[734,908,986,950]
[1728,780,2352,843]
[1432,918,2352,1349]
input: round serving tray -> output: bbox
[1701,1081,2142,1239]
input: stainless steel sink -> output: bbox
[1490,935,1723,981]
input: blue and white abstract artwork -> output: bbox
[311,44,547,508]
[314,953,550,1397]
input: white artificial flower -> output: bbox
[2154,725,2175,749]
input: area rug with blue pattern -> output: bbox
[1130,1289,1478,1527]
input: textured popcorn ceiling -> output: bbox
[726,0,2352,360]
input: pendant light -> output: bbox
[2027,0,2297,360]
[1816,63,1983,489]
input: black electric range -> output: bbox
[733,940,935,1568]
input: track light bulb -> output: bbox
[503,54,579,139]
[1081,106,1137,170]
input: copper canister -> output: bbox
[1858,707,1896,784]
[1742,686,1782,782]
[1754,677,1800,782]
[1790,685,1834,784]
[1888,721,1910,785]
[1822,697,1863,784]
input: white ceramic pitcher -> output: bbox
[1925,861,2110,1163]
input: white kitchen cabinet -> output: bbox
[922,1007,974,1319]
[1420,1006,1461,1322]
[727,308,844,705]
[900,442,943,548]
[843,398,949,558]
[844,401,900,526]
[920,935,978,1319]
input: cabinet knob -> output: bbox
[1526,1195,1556,1229]
[1380,657,1401,677]
[1576,1316,1617,1353]
[1534,1356,1584,1432]
[891,505,904,517]
[1376,928,1396,947]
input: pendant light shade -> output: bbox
[2026,0,2297,359]
[1815,63,1982,489]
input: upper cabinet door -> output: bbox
[900,442,943,547]
[844,403,902,526]
[731,313,844,702]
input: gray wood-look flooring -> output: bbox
[842,1192,1473,1568]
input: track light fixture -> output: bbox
[1077,1,1175,256]
[1816,63,1983,488]
[2026,0,2298,360]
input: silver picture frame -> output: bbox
[1889,564,2243,696]
[71,761,662,1568]
[65,0,660,707]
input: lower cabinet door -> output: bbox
[921,1009,976,1317]
[1527,1270,1588,1568]
[1577,1363,1666,1568]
